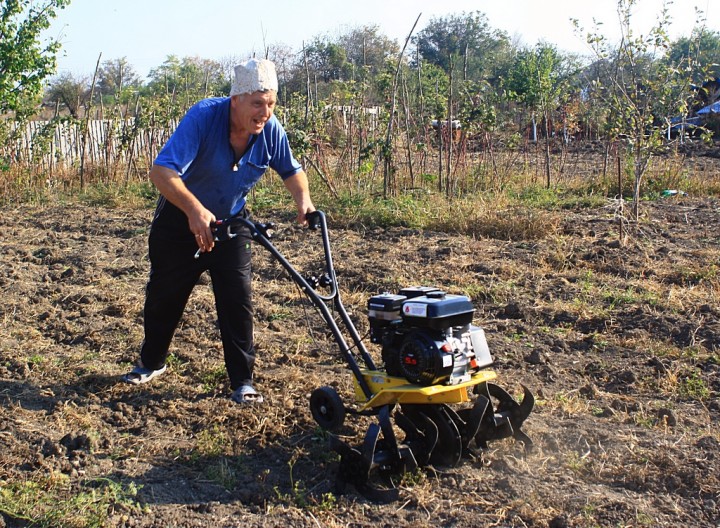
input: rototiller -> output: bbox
[211,210,534,502]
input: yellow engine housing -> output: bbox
[353,369,498,410]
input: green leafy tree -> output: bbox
[505,43,577,186]
[666,28,720,120]
[304,38,349,83]
[97,56,141,101]
[146,55,182,94]
[667,29,720,83]
[412,11,512,84]
[0,0,70,115]
[146,55,226,99]
[337,25,400,79]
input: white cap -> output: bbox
[230,58,278,96]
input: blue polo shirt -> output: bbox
[154,97,302,219]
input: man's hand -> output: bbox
[187,207,216,253]
[283,170,315,226]
[149,164,216,252]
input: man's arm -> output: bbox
[149,164,216,251]
[283,170,315,224]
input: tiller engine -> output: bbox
[211,211,534,502]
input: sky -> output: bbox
[46,0,718,80]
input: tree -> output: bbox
[45,71,89,117]
[97,57,141,100]
[304,37,349,83]
[667,29,720,83]
[666,29,720,118]
[264,42,296,102]
[505,43,578,186]
[412,11,512,84]
[0,0,70,115]
[337,25,400,78]
[146,55,226,98]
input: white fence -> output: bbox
[6,118,178,172]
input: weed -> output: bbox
[204,458,239,490]
[657,366,711,401]
[200,365,227,392]
[195,425,229,458]
[678,371,710,400]
[268,307,293,322]
[635,511,656,526]
[633,413,656,429]
[551,391,589,415]
[164,353,185,369]
[76,181,158,209]
[273,455,338,512]
[274,458,309,509]
[27,354,44,366]
[565,451,592,475]
[399,467,426,487]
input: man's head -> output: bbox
[230,58,278,96]
[230,58,279,135]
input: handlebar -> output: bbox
[195,211,337,300]
[307,210,322,230]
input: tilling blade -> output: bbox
[420,404,463,467]
[455,395,490,449]
[475,383,534,447]
[331,426,399,503]
[361,422,381,465]
[396,406,439,467]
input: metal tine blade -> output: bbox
[517,384,535,422]
[483,383,534,446]
[354,481,400,503]
[456,395,490,449]
[361,422,381,465]
[487,382,518,410]
[422,405,462,467]
[396,408,438,467]
[487,382,534,427]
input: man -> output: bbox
[123,58,314,404]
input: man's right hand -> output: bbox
[149,164,216,253]
[187,207,217,253]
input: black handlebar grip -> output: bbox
[307,211,322,230]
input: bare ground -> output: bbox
[0,196,719,527]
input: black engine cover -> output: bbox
[397,331,453,386]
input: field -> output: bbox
[0,195,718,527]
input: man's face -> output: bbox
[233,91,277,134]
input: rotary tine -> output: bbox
[488,383,534,447]
[417,405,463,467]
[455,394,490,450]
[474,383,534,448]
[330,424,399,503]
[375,406,419,475]
[395,408,439,467]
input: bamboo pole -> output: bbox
[382,13,422,198]
[80,53,102,188]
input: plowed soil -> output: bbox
[1,196,718,527]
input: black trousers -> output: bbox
[140,200,254,390]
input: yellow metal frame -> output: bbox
[353,369,498,410]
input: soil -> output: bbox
[0,196,719,527]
